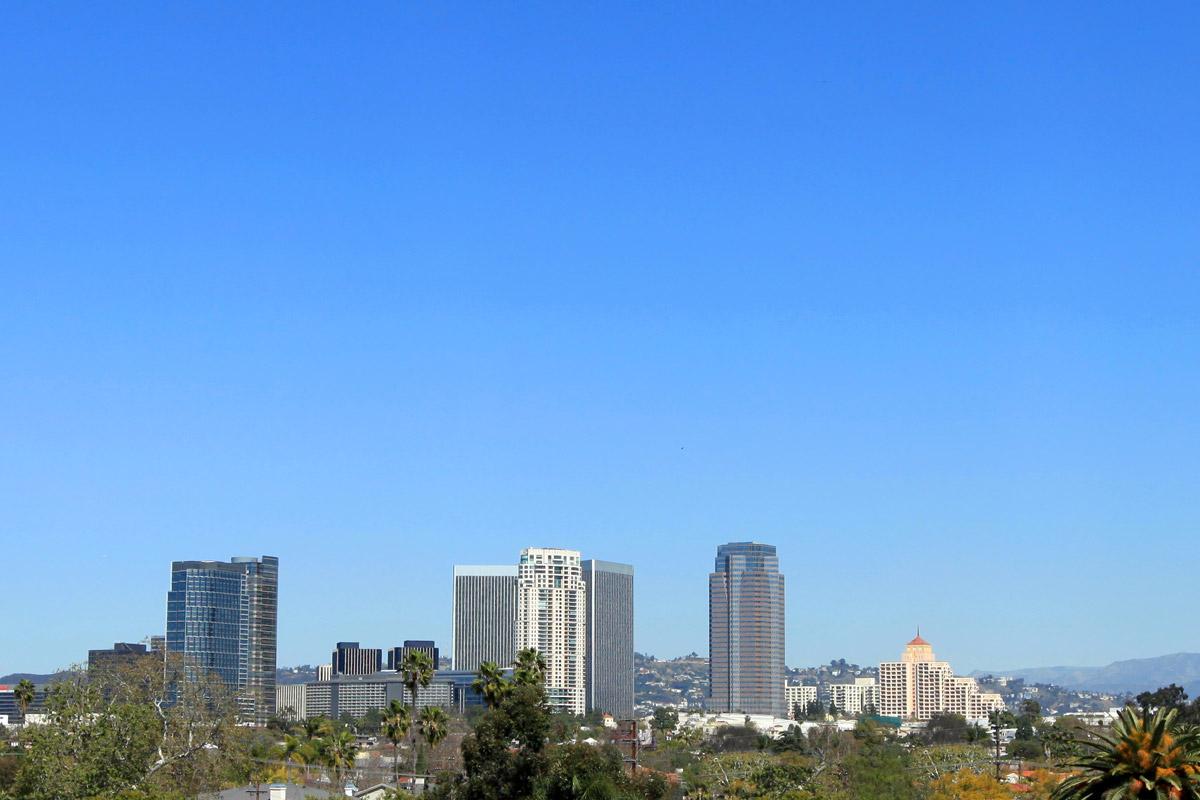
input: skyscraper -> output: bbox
[452,565,518,672]
[332,642,382,676]
[166,555,278,724]
[708,542,785,716]
[389,640,440,671]
[516,547,586,715]
[582,559,634,717]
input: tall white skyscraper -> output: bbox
[516,547,587,715]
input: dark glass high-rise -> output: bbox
[166,555,278,724]
[709,542,785,716]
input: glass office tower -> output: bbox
[708,542,785,716]
[166,555,278,724]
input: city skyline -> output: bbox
[4,4,1199,679]
[5,535,1200,678]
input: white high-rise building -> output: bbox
[784,683,818,719]
[827,677,879,716]
[516,547,587,715]
[878,634,1004,722]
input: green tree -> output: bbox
[11,654,242,800]
[13,679,35,719]
[280,733,313,782]
[381,698,412,785]
[419,706,450,769]
[925,713,971,744]
[1051,706,1200,799]
[650,707,679,738]
[401,650,435,780]
[840,741,921,800]
[472,661,509,709]
[1135,684,1189,716]
[513,648,548,687]
[324,728,359,788]
[303,715,333,741]
[456,682,551,799]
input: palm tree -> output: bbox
[381,698,411,786]
[400,650,435,782]
[513,648,547,687]
[472,661,509,709]
[324,728,359,788]
[281,733,317,783]
[419,705,449,756]
[1051,706,1200,799]
[303,715,332,741]
[14,679,35,720]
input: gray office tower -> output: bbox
[452,565,517,672]
[708,542,785,717]
[166,555,279,724]
[583,560,635,717]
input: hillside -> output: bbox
[977,653,1200,696]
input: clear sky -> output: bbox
[2,2,1198,677]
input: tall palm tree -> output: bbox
[513,648,547,687]
[419,705,449,755]
[14,679,35,720]
[1051,706,1200,799]
[400,650,435,782]
[281,734,305,781]
[472,661,509,709]
[324,728,359,789]
[381,698,411,786]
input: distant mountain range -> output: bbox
[974,653,1200,696]
[0,673,63,686]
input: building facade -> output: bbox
[878,634,1004,721]
[826,677,879,716]
[784,683,818,719]
[332,642,383,676]
[166,555,279,723]
[294,671,481,719]
[389,640,440,671]
[582,559,634,718]
[275,683,307,720]
[452,565,518,672]
[88,642,150,673]
[516,547,587,715]
[709,542,786,717]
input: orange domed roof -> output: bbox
[907,634,930,646]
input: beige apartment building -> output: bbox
[827,676,880,716]
[784,683,818,719]
[878,634,1004,721]
[516,547,587,715]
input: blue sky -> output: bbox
[2,2,1198,677]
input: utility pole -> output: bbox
[989,710,1003,782]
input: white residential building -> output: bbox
[878,634,1004,721]
[516,547,587,715]
[827,677,879,716]
[275,684,307,720]
[784,683,818,719]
